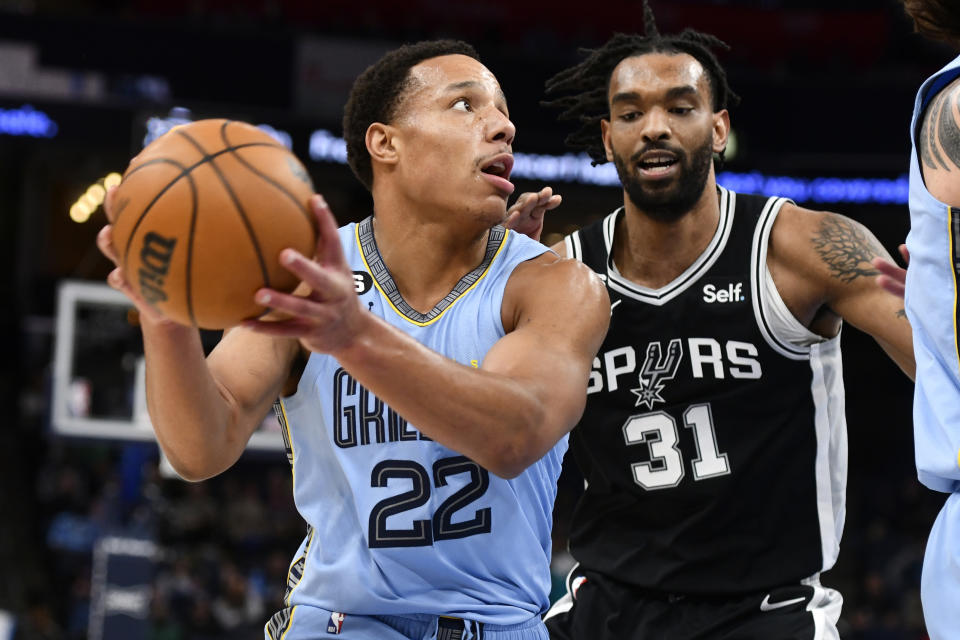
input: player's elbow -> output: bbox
[484,451,529,480]
[483,409,551,479]
[158,444,232,482]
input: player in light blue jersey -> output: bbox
[871,3,960,638]
[95,40,609,640]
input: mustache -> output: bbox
[630,142,686,164]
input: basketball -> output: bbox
[110,118,317,329]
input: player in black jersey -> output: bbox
[516,4,916,639]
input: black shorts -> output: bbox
[543,566,842,640]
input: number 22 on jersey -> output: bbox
[368,455,492,548]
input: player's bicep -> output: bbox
[482,260,609,434]
[807,213,915,377]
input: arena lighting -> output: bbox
[68,173,122,223]
[0,104,58,138]
[307,127,909,206]
[70,202,91,223]
[143,107,293,148]
[86,184,107,206]
[725,129,739,162]
[103,173,122,190]
[80,193,99,210]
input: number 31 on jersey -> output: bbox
[624,403,731,490]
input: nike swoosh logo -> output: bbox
[760,595,806,612]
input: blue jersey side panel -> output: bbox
[906,54,960,493]
[278,222,562,624]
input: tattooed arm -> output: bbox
[767,202,915,379]
[918,75,960,207]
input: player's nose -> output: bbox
[640,107,671,142]
[487,109,516,147]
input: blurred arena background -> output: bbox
[0,0,945,638]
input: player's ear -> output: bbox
[601,119,614,163]
[712,109,730,155]
[366,123,400,168]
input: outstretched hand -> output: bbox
[243,195,367,354]
[872,243,910,299]
[504,186,561,242]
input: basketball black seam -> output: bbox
[119,142,281,270]
[120,158,196,279]
[219,121,318,237]
[175,128,272,293]
[117,130,288,323]
[121,141,284,185]
[185,171,199,327]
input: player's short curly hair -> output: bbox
[342,39,480,191]
[902,0,960,49]
[543,1,738,165]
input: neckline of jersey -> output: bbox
[603,186,735,305]
[354,216,509,326]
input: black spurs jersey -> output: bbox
[564,187,846,596]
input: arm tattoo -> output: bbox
[919,83,960,172]
[896,309,906,319]
[810,216,883,284]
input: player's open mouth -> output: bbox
[480,154,515,195]
[637,151,679,178]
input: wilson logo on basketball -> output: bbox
[138,231,177,305]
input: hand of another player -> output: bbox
[243,195,367,354]
[871,244,909,299]
[96,187,177,326]
[503,186,561,242]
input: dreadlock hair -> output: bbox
[343,39,480,191]
[543,1,739,165]
[901,0,960,50]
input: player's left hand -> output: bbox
[872,243,909,299]
[243,195,368,354]
[504,186,561,242]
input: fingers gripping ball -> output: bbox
[111,119,317,329]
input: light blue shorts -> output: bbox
[921,491,960,640]
[264,606,549,640]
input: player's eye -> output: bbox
[621,111,641,121]
[670,106,693,115]
[452,98,472,112]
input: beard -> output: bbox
[613,133,715,223]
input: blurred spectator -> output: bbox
[13,590,62,640]
[210,563,263,637]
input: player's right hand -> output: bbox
[96,187,176,326]
[504,186,561,242]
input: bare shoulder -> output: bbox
[769,202,886,285]
[509,250,605,295]
[918,75,960,207]
[502,252,609,333]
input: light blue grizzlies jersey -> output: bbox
[907,54,960,494]
[272,217,560,627]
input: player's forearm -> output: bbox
[141,319,245,480]
[333,319,555,478]
[876,334,916,381]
